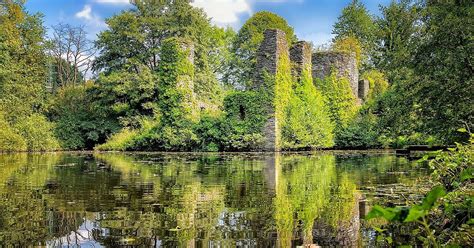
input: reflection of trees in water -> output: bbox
[93,153,275,247]
[0,153,81,246]
[0,153,419,247]
[274,154,359,247]
[334,154,420,186]
[0,152,275,247]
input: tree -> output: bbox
[227,11,296,88]
[0,0,60,152]
[93,0,218,75]
[92,69,158,128]
[49,82,121,150]
[49,23,95,89]
[0,0,48,120]
[410,0,473,142]
[332,0,377,68]
[374,0,421,79]
[93,0,226,112]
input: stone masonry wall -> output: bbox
[358,79,369,101]
[312,51,359,100]
[290,41,312,80]
[254,29,289,151]
[255,29,289,88]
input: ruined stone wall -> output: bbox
[249,29,364,151]
[254,29,289,89]
[358,79,369,101]
[290,41,312,80]
[312,51,359,99]
[254,29,289,151]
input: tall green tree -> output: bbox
[93,0,227,121]
[227,11,296,88]
[410,0,473,142]
[0,0,59,152]
[0,0,48,120]
[374,0,421,79]
[332,0,377,68]
[93,0,224,75]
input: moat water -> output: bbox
[0,152,429,247]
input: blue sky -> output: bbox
[25,0,391,46]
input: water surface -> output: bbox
[0,152,428,247]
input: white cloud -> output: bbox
[75,5,93,20]
[75,5,107,39]
[192,0,251,26]
[191,0,304,27]
[95,0,131,4]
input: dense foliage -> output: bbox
[48,83,120,150]
[0,0,59,152]
[316,71,358,131]
[226,11,296,88]
[0,0,471,153]
[283,70,334,149]
[334,0,473,147]
[0,0,472,245]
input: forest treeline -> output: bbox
[0,0,472,152]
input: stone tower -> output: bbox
[160,37,198,123]
[358,79,369,101]
[290,41,312,80]
[254,29,289,151]
[312,51,359,101]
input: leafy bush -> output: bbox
[14,114,59,152]
[282,69,334,149]
[92,69,158,127]
[131,122,199,152]
[50,84,120,150]
[336,111,380,148]
[193,114,223,152]
[219,91,268,151]
[316,71,358,130]
[95,128,139,151]
[0,112,26,152]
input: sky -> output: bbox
[25,0,391,46]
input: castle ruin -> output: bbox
[254,29,368,151]
[254,29,289,151]
[312,51,359,100]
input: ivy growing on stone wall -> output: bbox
[316,71,359,131]
[282,66,335,149]
[219,91,268,151]
[157,37,198,125]
[97,37,200,152]
[274,51,294,148]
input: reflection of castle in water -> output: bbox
[263,153,363,247]
[1,153,423,247]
